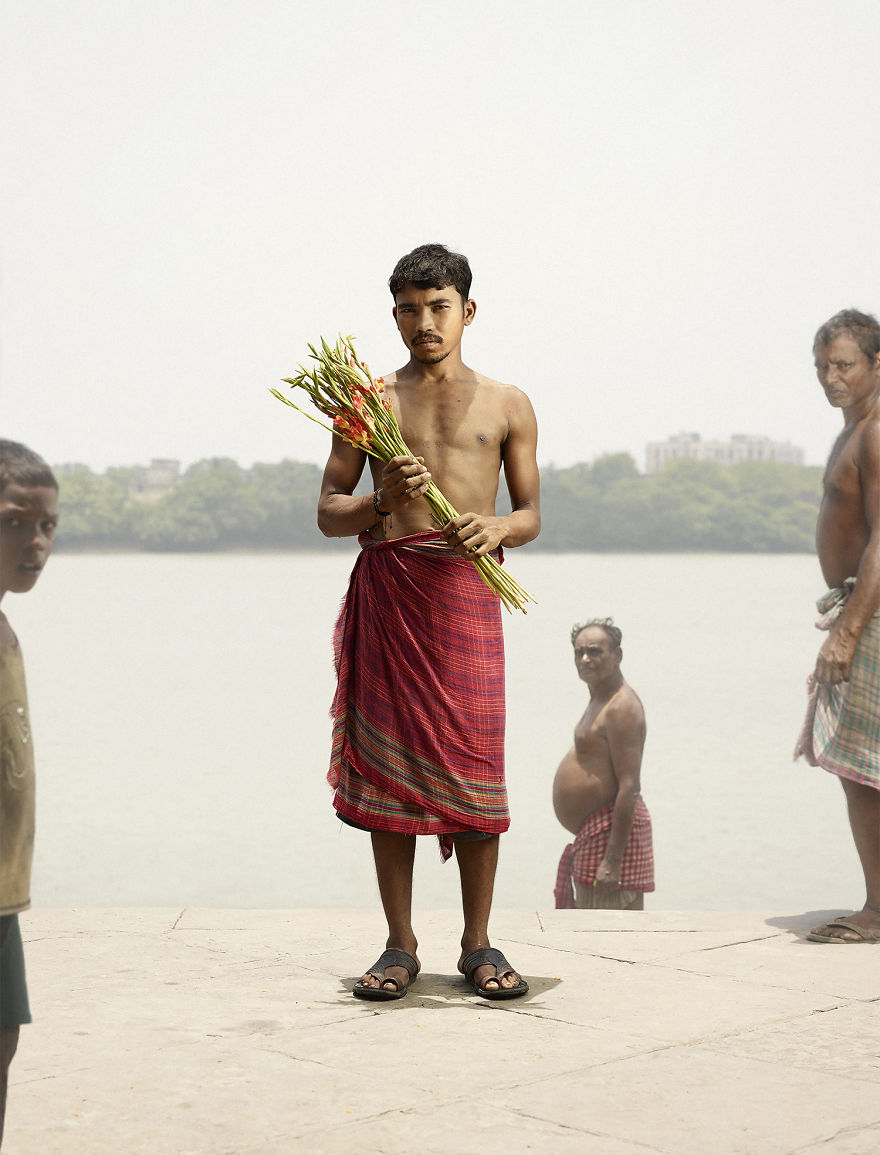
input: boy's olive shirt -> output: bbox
[0,628,35,915]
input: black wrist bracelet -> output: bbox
[373,489,391,517]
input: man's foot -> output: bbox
[458,947,529,1000]
[353,948,420,1000]
[807,907,880,943]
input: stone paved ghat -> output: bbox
[6,908,880,1153]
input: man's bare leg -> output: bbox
[840,777,880,924]
[454,836,522,991]
[812,777,880,940]
[358,831,420,991]
[0,1026,20,1149]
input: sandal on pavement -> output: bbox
[460,947,529,1000]
[353,948,419,1000]
[807,917,880,944]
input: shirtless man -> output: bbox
[553,619,654,909]
[796,309,880,944]
[318,243,540,996]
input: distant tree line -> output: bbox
[53,454,823,552]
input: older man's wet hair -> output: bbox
[814,309,880,362]
[0,439,58,494]
[389,243,473,305]
[570,618,623,650]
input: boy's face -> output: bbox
[0,483,59,596]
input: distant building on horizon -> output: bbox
[129,458,181,503]
[54,458,182,502]
[645,432,805,475]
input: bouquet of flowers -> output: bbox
[271,334,535,613]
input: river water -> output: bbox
[8,549,861,914]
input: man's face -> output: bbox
[573,627,621,686]
[814,333,880,411]
[392,283,475,365]
[0,484,58,596]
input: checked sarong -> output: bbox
[795,580,880,789]
[329,531,509,859]
[554,797,655,908]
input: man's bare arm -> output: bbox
[317,436,373,537]
[816,423,880,683]
[442,388,541,557]
[594,698,644,888]
[317,437,431,538]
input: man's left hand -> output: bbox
[441,513,505,558]
[593,859,622,889]
[815,628,858,685]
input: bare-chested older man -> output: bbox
[318,243,540,997]
[553,620,654,909]
[796,309,880,944]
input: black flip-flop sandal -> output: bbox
[460,947,529,1000]
[353,948,420,1000]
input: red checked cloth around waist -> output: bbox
[329,531,508,859]
[554,796,655,907]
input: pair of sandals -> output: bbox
[353,946,529,1001]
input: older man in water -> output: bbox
[553,619,654,909]
[796,308,880,944]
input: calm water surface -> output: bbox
[9,549,860,913]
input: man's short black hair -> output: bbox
[570,618,623,649]
[389,243,472,305]
[814,309,880,362]
[0,439,58,494]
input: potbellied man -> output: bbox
[553,619,654,910]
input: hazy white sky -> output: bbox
[1,0,878,472]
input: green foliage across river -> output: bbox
[53,454,823,553]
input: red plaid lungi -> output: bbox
[329,531,509,860]
[554,797,655,908]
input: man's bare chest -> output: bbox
[823,434,862,504]
[392,393,508,456]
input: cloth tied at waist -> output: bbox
[553,796,655,909]
[794,578,880,789]
[330,530,508,861]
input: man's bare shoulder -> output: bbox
[854,410,880,465]
[474,372,532,402]
[470,375,536,433]
[603,683,646,729]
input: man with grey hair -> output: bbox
[553,618,654,909]
[796,308,880,943]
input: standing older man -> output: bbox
[796,309,880,943]
[553,619,654,909]
[318,243,540,995]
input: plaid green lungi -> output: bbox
[795,580,880,789]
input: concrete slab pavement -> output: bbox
[4,908,880,1154]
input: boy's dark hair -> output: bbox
[571,618,623,649]
[813,309,880,361]
[0,439,58,493]
[389,243,473,304]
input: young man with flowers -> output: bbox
[317,243,540,999]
